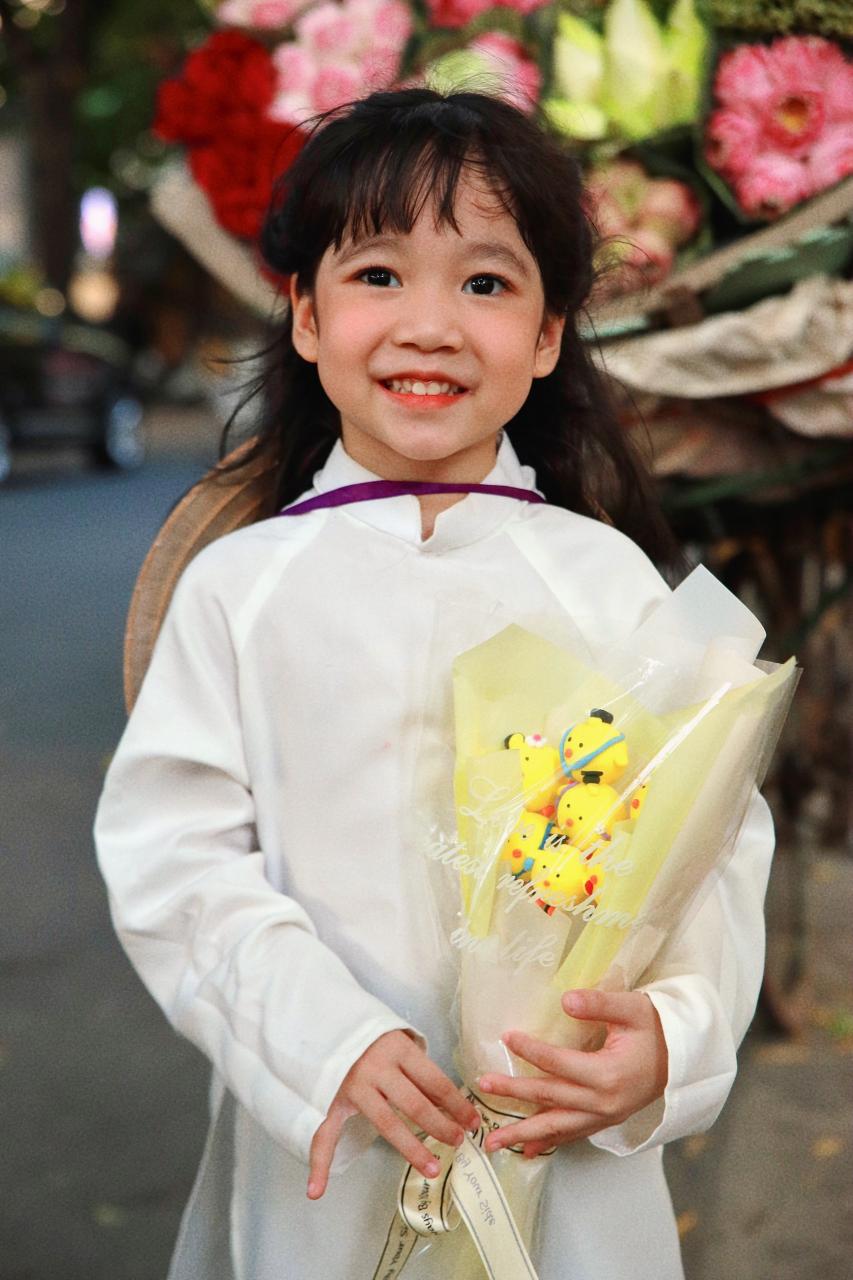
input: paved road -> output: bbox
[0,412,217,1279]
[0,409,850,1278]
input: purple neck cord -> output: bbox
[279,479,546,517]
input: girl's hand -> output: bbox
[308,1030,481,1199]
[476,989,668,1159]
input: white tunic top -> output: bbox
[94,436,775,1280]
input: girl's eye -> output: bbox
[355,266,508,296]
[463,274,508,297]
[357,266,401,288]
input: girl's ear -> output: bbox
[289,274,319,364]
[532,310,566,380]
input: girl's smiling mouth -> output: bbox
[379,377,469,408]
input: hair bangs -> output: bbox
[264,93,525,286]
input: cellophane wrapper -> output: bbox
[412,567,798,1275]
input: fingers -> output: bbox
[521,1140,552,1160]
[485,1108,597,1153]
[365,1094,443,1179]
[306,1031,483,1204]
[406,1055,480,1133]
[390,1076,466,1149]
[308,1102,350,1200]
[562,988,652,1027]
[500,1030,602,1087]
[477,1071,595,1113]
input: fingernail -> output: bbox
[453,1128,465,1146]
[563,992,582,1014]
[478,1077,492,1093]
[307,1180,318,1198]
[426,1160,440,1177]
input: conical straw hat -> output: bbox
[124,441,277,713]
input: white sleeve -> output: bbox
[589,790,775,1155]
[94,552,419,1168]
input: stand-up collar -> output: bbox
[309,435,542,553]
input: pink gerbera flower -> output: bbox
[705,35,853,219]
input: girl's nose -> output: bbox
[389,293,465,350]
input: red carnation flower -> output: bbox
[190,117,306,241]
[154,30,278,148]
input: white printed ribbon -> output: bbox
[372,1091,541,1280]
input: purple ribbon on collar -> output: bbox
[278,480,546,516]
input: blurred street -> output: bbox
[0,408,851,1279]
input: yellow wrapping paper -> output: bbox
[400,571,798,1280]
[442,620,797,1276]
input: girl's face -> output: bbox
[290,171,565,481]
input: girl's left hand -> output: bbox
[476,989,668,1159]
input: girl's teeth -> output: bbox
[386,378,462,395]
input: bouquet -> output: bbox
[379,567,797,1279]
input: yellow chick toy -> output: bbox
[628,781,649,817]
[527,844,603,915]
[504,732,563,816]
[500,808,567,882]
[560,708,628,785]
[555,774,627,851]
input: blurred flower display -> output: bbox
[586,159,702,293]
[218,0,316,27]
[704,35,853,219]
[147,0,853,308]
[268,0,413,122]
[154,31,306,239]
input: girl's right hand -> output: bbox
[307,1030,480,1199]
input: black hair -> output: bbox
[220,87,678,566]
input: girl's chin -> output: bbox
[342,423,500,472]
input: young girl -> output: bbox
[95,88,775,1280]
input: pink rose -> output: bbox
[310,60,364,111]
[471,33,541,111]
[371,0,413,49]
[360,46,405,91]
[296,2,361,57]
[267,88,315,123]
[251,0,306,25]
[624,227,674,283]
[637,180,701,246]
[586,160,648,220]
[218,0,307,28]
[585,188,628,238]
[271,41,318,94]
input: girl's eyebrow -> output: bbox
[335,234,531,279]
